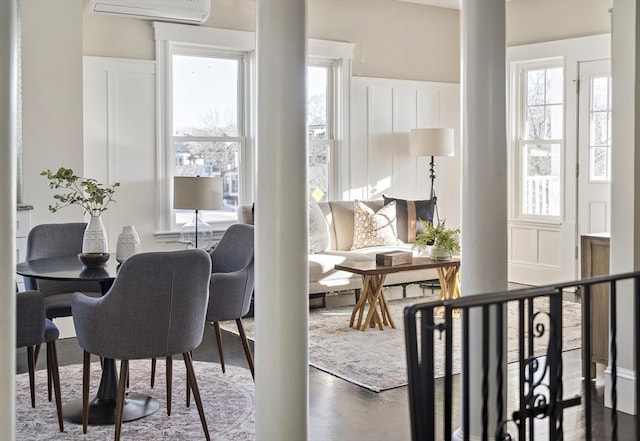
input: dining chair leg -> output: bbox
[82,350,91,434]
[236,319,255,380]
[27,346,36,408]
[151,357,157,388]
[47,341,64,432]
[114,359,129,441]
[212,322,226,373]
[186,350,191,408]
[47,359,52,402]
[166,356,172,416]
[183,352,210,441]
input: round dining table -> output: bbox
[16,255,159,425]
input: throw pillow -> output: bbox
[351,200,399,250]
[308,202,330,254]
[383,195,435,243]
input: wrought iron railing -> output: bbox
[404,271,640,441]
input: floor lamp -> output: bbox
[173,176,223,250]
[409,128,454,224]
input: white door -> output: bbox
[577,59,612,239]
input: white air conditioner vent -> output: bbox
[89,0,210,24]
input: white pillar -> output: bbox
[607,0,640,415]
[458,0,508,438]
[0,0,17,439]
[255,1,309,440]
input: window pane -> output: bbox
[174,140,239,212]
[545,67,563,104]
[527,69,546,105]
[590,111,609,146]
[590,146,610,181]
[173,55,239,137]
[589,74,612,182]
[546,104,563,139]
[309,141,330,202]
[521,143,561,216]
[308,66,328,139]
[591,76,609,111]
[525,106,545,140]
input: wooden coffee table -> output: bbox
[335,256,461,331]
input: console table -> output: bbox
[581,232,610,379]
[335,256,461,331]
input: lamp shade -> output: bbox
[409,128,455,157]
[173,176,223,211]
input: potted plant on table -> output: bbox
[415,219,460,261]
[42,167,120,259]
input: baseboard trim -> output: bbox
[604,366,637,415]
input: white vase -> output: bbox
[82,215,108,254]
[116,225,141,263]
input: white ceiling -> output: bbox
[398,0,514,10]
[398,0,461,10]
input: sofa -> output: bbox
[237,199,440,299]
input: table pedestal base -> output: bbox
[63,394,159,425]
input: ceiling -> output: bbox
[398,0,515,10]
[398,0,461,10]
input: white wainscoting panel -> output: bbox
[508,221,566,285]
[83,57,168,253]
[350,77,461,228]
[589,201,607,233]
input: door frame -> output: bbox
[506,34,611,285]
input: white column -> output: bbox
[0,0,17,439]
[255,1,309,440]
[607,0,640,414]
[458,0,508,439]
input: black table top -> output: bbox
[16,254,119,282]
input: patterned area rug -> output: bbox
[15,360,254,440]
[222,297,582,392]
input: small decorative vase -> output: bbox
[116,225,141,263]
[82,215,108,254]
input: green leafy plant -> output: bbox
[41,167,120,216]
[415,219,461,257]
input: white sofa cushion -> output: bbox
[351,200,400,250]
[308,201,330,254]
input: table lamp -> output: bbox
[410,128,454,224]
[173,176,223,250]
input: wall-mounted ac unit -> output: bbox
[89,0,210,24]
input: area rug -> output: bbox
[15,359,254,440]
[222,297,582,393]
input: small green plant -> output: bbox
[41,167,120,216]
[415,219,460,257]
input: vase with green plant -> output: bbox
[415,219,460,260]
[42,167,120,255]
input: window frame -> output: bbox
[514,58,565,222]
[168,45,248,228]
[154,23,354,234]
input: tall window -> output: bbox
[308,63,334,202]
[519,64,564,217]
[171,50,245,226]
[589,75,612,181]
[156,24,352,233]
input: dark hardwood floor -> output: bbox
[15,289,637,440]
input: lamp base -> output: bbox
[180,212,214,250]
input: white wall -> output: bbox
[506,0,612,46]
[22,0,85,226]
[350,76,461,228]
[81,0,461,82]
[83,57,164,252]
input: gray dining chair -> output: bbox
[150,223,255,395]
[206,223,255,379]
[24,223,102,319]
[16,290,63,432]
[72,249,212,440]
